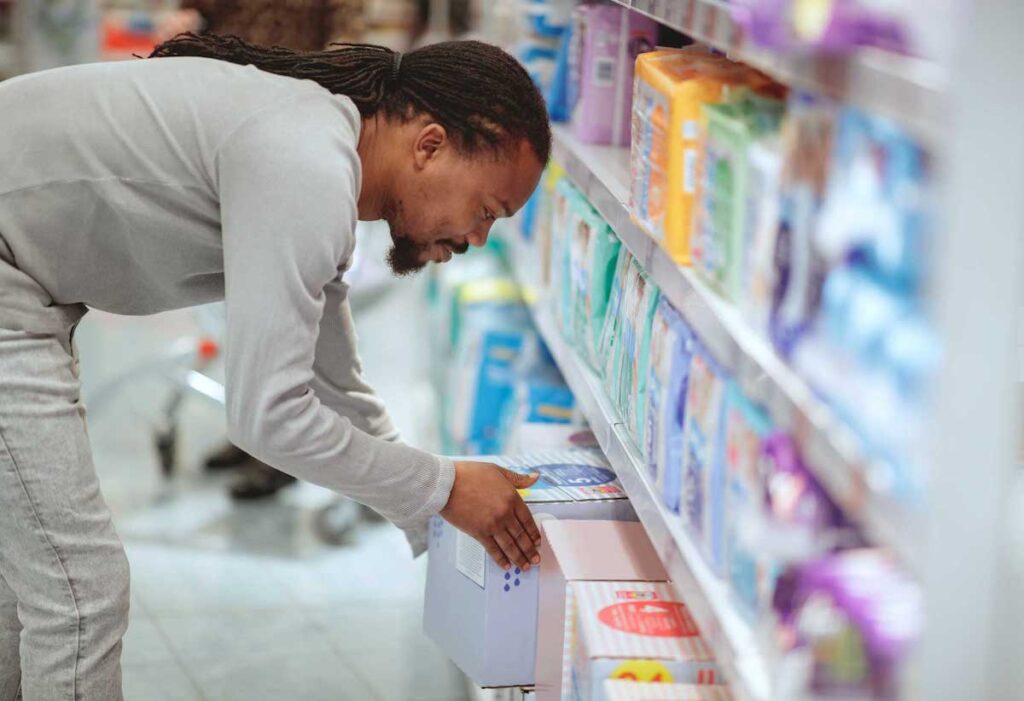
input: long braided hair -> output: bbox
[148,34,551,163]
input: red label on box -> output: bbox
[597,601,699,638]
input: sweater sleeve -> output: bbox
[216,95,454,529]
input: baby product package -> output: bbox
[679,344,729,575]
[644,298,690,482]
[570,581,720,701]
[572,3,657,146]
[425,451,636,688]
[603,253,643,410]
[659,313,698,516]
[769,91,838,358]
[620,272,661,447]
[631,50,771,265]
[771,549,921,700]
[499,337,577,454]
[535,520,668,701]
[721,384,774,622]
[741,138,783,336]
[538,163,568,293]
[552,178,582,336]
[603,680,733,701]
[567,192,622,370]
[694,90,786,301]
[597,248,634,400]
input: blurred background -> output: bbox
[0,2,1021,701]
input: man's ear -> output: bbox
[413,123,448,170]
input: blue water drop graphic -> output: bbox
[505,573,511,581]
[514,579,520,587]
[504,584,510,592]
[514,568,521,575]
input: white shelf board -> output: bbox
[550,124,921,571]
[613,0,945,144]
[531,304,771,701]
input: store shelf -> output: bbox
[551,124,921,571]
[531,304,771,701]
[612,0,945,143]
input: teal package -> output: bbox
[598,247,633,404]
[722,382,773,620]
[572,204,621,372]
[610,257,644,414]
[633,279,661,445]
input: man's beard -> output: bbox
[382,196,470,276]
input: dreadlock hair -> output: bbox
[148,34,551,164]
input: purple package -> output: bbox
[571,4,657,147]
[759,433,855,562]
[773,550,921,699]
[732,0,908,54]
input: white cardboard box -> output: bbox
[571,582,720,701]
[424,450,637,687]
[603,680,733,700]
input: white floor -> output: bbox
[75,274,469,701]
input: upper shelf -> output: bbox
[550,123,922,572]
[612,0,946,144]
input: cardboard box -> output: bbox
[425,451,637,688]
[571,581,720,701]
[535,521,668,701]
[603,680,733,700]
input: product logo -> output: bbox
[597,601,699,638]
[539,463,616,487]
[610,660,674,684]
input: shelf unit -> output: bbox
[491,1,1024,699]
[610,0,946,143]
[529,300,771,701]
[550,124,920,571]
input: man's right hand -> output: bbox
[440,461,543,571]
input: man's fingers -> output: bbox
[482,537,510,570]
[493,529,530,571]
[509,522,539,565]
[499,467,541,490]
[514,499,542,547]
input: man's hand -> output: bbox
[440,461,543,571]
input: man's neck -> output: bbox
[356,116,390,221]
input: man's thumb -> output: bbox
[500,468,541,489]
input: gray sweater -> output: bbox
[0,57,454,552]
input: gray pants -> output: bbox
[0,324,130,701]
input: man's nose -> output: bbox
[467,221,492,248]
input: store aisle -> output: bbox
[75,274,468,701]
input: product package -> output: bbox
[740,138,783,336]
[679,344,729,575]
[425,451,636,688]
[659,311,698,516]
[721,384,774,622]
[771,549,921,700]
[572,4,658,146]
[630,49,770,265]
[566,192,622,370]
[792,106,936,501]
[571,581,720,701]
[618,267,660,447]
[552,178,583,337]
[769,91,838,358]
[694,90,786,301]
[534,520,669,701]
[600,250,640,409]
[538,163,568,291]
[603,680,733,701]
[444,279,533,455]
[499,336,577,454]
[644,298,691,484]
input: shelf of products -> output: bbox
[531,302,771,701]
[610,0,945,144]
[551,123,921,572]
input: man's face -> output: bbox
[381,129,544,275]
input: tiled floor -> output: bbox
[75,273,469,701]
